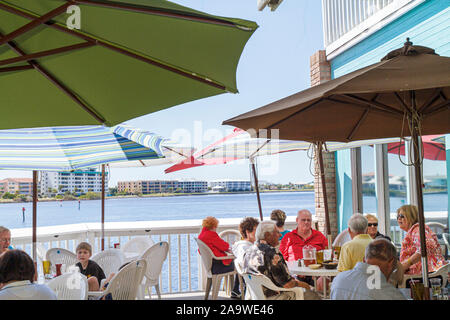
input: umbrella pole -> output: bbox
[101,164,105,251]
[317,143,332,249]
[250,159,263,221]
[410,91,429,299]
[32,170,37,262]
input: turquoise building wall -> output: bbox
[331,0,450,232]
[447,135,450,229]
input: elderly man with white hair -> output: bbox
[242,220,320,300]
[330,239,406,300]
[0,226,12,255]
[337,214,373,272]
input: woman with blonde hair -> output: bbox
[397,205,445,275]
[364,214,391,241]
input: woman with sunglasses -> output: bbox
[397,205,445,275]
[364,214,391,241]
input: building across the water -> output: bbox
[117,179,208,194]
[209,179,252,192]
[0,178,33,195]
[39,167,107,196]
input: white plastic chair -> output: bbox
[138,241,169,300]
[91,249,125,279]
[332,228,351,247]
[47,271,89,300]
[195,237,238,300]
[121,236,154,263]
[426,222,448,256]
[443,233,449,259]
[426,222,447,234]
[99,259,147,300]
[219,229,244,296]
[36,243,47,263]
[243,273,304,300]
[46,248,78,273]
[219,229,242,246]
[398,263,449,288]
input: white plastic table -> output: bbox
[287,261,339,298]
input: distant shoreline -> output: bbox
[0,189,446,204]
[0,189,315,204]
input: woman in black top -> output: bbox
[365,214,392,242]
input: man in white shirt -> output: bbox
[0,280,57,300]
[330,239,406,300]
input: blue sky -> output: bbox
[0,0,445,187]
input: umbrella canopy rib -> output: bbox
[0,1,231,91]
[1,31,105,124]
[0,65,33,72]
[0,1,73,47]
[423,98,450,117]
[347,109,370,141]
[72,0,244,29]
[324,96,401,118]
[266,98,325,132]
[0,42,95,67]
[418,88,442,113]
[342,94,404,116]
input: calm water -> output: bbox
[1,191,447,229]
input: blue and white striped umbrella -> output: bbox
[0,125,168,171]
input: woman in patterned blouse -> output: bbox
[397,205,445,275]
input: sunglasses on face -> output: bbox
[397,214,405,220]
[368,223,378,227]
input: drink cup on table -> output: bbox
[302,246,316,266]
[42,260,51,278]
[55,263,62,277]
[332,246,341,261]
[430,278,441,300]
[316,250,324,265]
[323,249,332,262]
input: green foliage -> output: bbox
[79,192,101,200]
[2,192,15,199]
[63,194,77,200]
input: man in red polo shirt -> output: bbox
[280,209,328,262]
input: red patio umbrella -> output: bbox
[387,135,446,161]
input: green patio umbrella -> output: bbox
[0,0,257,129]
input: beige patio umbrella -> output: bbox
[224,39,450,296]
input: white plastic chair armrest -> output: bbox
[88,291,104,297]
[214,254,235,260]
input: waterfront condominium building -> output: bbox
[0,178,33,195]
[209,179,252,192]
[117,179,208,194]
[39,167,107,196]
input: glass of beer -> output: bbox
[316,250,324,265]
[333,246,341,261]
[42,260,51,278]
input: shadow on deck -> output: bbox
[159,291,234,300]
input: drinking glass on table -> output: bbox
[429,278,441,300]
[42,260,51,279]
[316,250,324,264]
